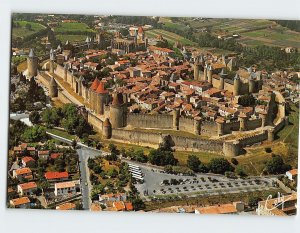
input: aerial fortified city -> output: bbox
[8,13,299,216]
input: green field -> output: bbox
[240,27,300,48]
[12,20,45,39]
[46,128,75,140]
[55,34,87,43]
[160,17,300,49]
[146,29,196,46]
[54,22,94,34]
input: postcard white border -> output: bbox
[0,0,300,232]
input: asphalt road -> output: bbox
[77,148,102,210]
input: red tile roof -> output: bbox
[90,78,100,91]
[15,167,32,176]
[96,81,108,94]
[10,197,30,206]
[19,182,37,190]
[22,156,35,163]
[50,153,63,159]
[45,171,69,180]
[125,202,134,211]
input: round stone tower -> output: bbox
[223,140,240,157]
[233,74,241,96]
[248,75,255,94]
[27,48,38,77]
[193,56,200,81]
[219,68,227,90]
[207,65,213,84]
[49,49,55,74]
[89,78,100,112]
[216,118,224,136]
[239,113,248,131]
[110,93,126,129]
[63,63,68,82]
[267,128,274,142]
[95,81,109,115]
[102,118,112,139]
[203,64,208,81]
[172,109,180,130]
[49,76,58,98]
[194,117,201,135]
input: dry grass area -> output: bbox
[17,60,27,72]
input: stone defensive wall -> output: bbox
[37,71,51,88]
[273,118,286,134]
[127,113,173,129]
[57,90,73,104]
[111,129,161,148]
[238,131,268,147]
[247,118,262,130]
[223,120,240,134]
[200,121,218,136]
[111,129,224,154]
[88,111,104,132]
[54,64,76,90]
[171,135,223,153]
[178,117,194,133]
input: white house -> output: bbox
[99,193,127,203]
[54,180,79,196]
[17,182,37,196]
[10,197,31,208]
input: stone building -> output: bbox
[27,48,38,77]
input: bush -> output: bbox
[148,149,178,166]
[208,158,234,174]
[265,155,292,174]
[231,158,239,165]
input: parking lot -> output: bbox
[131,162,277,198]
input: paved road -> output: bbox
[77,148,101,210]
[47,132,102,210]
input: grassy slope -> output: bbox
[237,104,299,175]
[54,22,94,33]
[161,17,300,49]
[12,20,45,39]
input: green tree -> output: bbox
[208,158,234,174]
[29,111,40,124]
[238,94,256,107]
[265,155,292,174]
[25,23,32,30]
[187,155,201,172]
[22,125,47,142]
[248,196,262,208]
[148,149,178,166]
[236,165,247,177]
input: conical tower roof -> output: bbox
[96,81,108,94]
[90,78,100,91]
[50,49,55,60]
[219,68,227,77]
[28,48,36,58]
